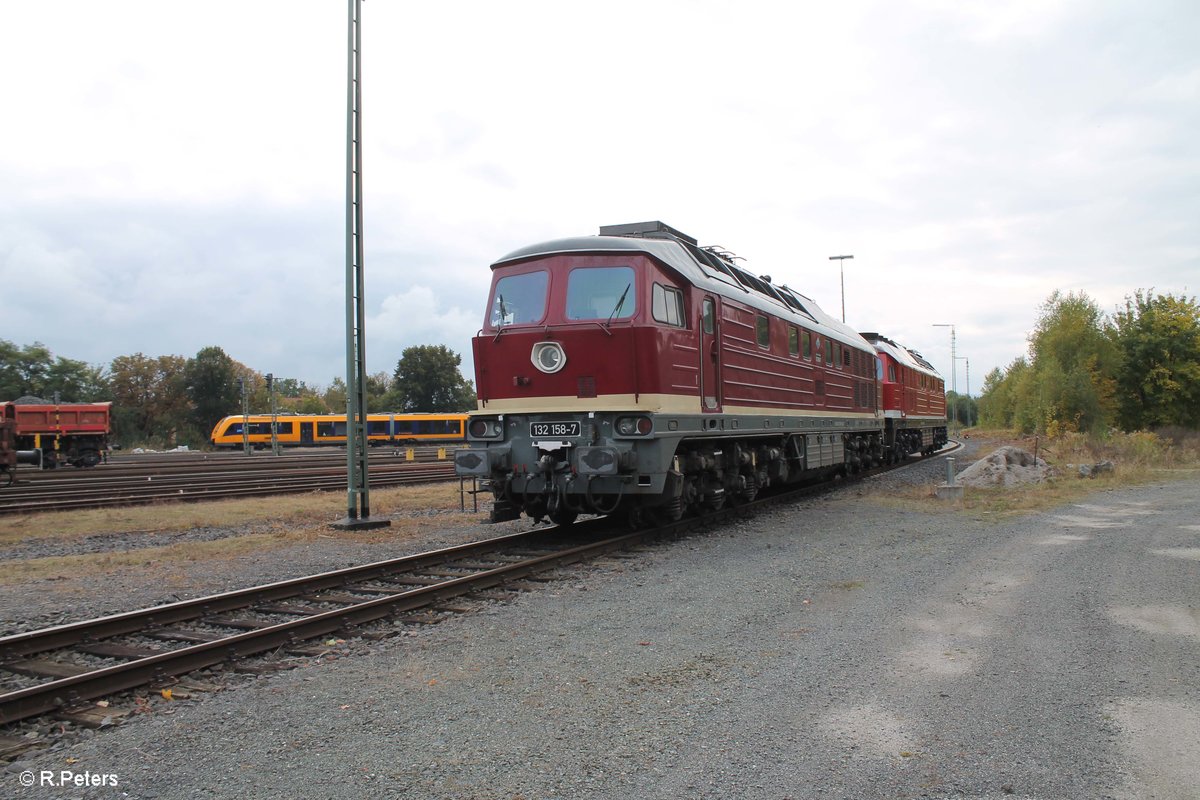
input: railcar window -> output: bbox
[876,357,885,381]
[788,327,799,356]
[824,339,833,366]
[834,342,842,368]
[702,299,715,334]
[566,266,636,321]
[367,420,390,435]
[756,315,770,348]
[226,422,294,435]
[317,421,348,437]
[802,331,812,359]
[490,271,548,327]
[651,283,685,327]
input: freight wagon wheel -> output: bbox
[77,449,102,468]
[1,470,12,487]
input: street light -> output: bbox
[931,319,960,393]
[933,323,957,429]
[829,255,853,323]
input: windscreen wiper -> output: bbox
[605,283,631,329]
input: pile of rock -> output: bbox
[956,446,1055,488]
[1068,461,1115,479]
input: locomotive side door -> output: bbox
[700,296,722,412]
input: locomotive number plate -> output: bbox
[530,421,580,438]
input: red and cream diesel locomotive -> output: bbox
[454,221,947,524]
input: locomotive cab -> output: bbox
[461,245,693,523]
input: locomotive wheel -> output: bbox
[548,505,578,527]
[624,507,647,530]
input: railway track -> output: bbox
[0,443,960,729]
[0,522,650,726]
[0,449,459,514]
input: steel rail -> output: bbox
[0,464,456,514]
[0,442,961,724]
[0,521,630,725]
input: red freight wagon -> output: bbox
[0,401,111,468]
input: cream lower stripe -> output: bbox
[476,394,878,420]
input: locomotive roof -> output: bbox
[860,332,944,382]
[494,231,875,353]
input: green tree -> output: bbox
[44,357,109,401]
[388,345,476,412]
[977,365,1014,429]
[293,393,332,414]
[109,353,189,445]
[323,377,348,413]
[1111,290,1200,429]
[0,340,52,399]
[184,346,241,439]
[946,391,978,427]
[1027,291,1119,434]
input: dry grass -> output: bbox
[868,430,1200,520]
[0,482,481,585]
[0,482,466,544]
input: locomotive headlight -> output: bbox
[531,341,566,374]
[616,416,653,436]
[468,418,503,439]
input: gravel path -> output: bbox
[5,448,1197,799]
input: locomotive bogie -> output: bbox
[457,407,889,523]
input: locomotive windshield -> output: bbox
[490,271,548,327]
[565,266,637,321]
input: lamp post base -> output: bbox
[330,516,392,531]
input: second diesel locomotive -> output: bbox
[454,221,947,524]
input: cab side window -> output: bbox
[651,283,685,327]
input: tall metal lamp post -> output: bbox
[933,323,957,429]
[333,0,389,531]
[829,255,854,323]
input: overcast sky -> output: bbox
[2,1,1197,399]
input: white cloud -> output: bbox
[1,0,1197,396]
